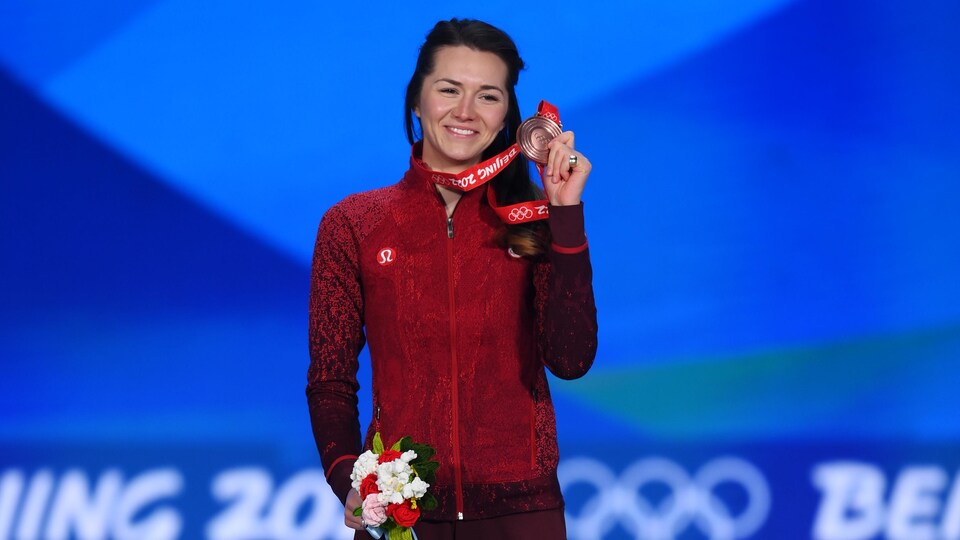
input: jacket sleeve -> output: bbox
[534,203,599,380]
[306,203,365,505]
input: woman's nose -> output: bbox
[453,97,475,119]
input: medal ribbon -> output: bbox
[414,100,562,224]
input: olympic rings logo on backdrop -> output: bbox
[559,456,771,540]
[508,207,534,221]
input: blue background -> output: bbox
[2,1,959,539]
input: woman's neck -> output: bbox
[435,185,462,217]
[420,156,469,217]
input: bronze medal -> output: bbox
[517,115,562,164]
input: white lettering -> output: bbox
[887,466,946,540]
[0,466,408,540]
[812,463,960,540]
[0,470,24,539]
[45,469,122,540]
[112,468,182,540]
[811,462,885,540]
[16,469,54,540]
[943,470,960,539]
[206,468,348,540]
[206,468,272,540]
[476,152,514,181]
[267,470,338,539]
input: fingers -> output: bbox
[345,512,364,530]
[345,509,364,530]
[542,131,591,206]
[545,131,576,183]
[344,489,365,530]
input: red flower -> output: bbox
[359,473,379,500]
[378,449,402,464]
[387,500,421,528]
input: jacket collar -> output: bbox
[403,142,494,219]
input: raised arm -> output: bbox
[534,203,598,379]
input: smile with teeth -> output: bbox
[447,126,478,136]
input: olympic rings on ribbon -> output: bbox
[508,207,534,222]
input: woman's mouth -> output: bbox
[446,126,477,136]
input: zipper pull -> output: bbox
[376,406,381,420]
[447,216,454,238]
[458,512,464,520]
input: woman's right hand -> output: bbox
[345,489,365,530]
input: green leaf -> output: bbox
[353,506,362,517]
[418,459,439,471]
[373,432,384,454]
[420,493,438,511]
[414,460,439,485]
[409,443,435,461]
[391,436,410,452]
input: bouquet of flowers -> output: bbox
[351,432,439,540]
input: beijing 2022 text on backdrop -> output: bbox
[2,1,959,539]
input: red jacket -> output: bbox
[307,155,598,520]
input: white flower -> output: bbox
[401,476,429,499]
[375,458,417,505]
[400,450,418,463]
[350,451,379,491]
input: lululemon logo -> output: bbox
[377,248,395,266]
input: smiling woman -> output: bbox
[306,18,598,540]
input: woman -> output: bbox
[307,18,597,539]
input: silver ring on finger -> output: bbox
[568,154,578,168]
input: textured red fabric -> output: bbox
[307,153,598,520]
[352,508,567,540]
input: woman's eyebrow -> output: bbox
[435,78,505,94]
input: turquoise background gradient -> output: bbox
[2,1,959,538]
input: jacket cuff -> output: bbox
[548,203,587,248]
[326,456,357,505]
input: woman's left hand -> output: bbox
[543,131,591,206]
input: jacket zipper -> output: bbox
[445,213,465,520]
[373,391,382,436]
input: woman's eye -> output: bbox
[480,94,501,102]
[440,87,458,95]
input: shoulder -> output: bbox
[327,183,402,219]
[319,182,407,243]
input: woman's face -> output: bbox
[415,46,509,174]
